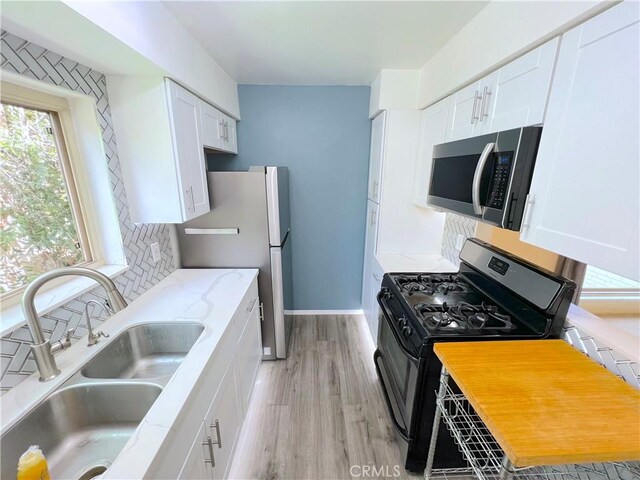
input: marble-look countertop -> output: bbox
[0,268,258,479]
[566,304,640,363]
[375,253,458,273]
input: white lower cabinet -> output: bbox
[235,302,262,416]
[178,422,212,480]
[150,280,261,479]
[205,363,242,479]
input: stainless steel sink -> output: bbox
[0,383,161,480]
[81,322,204,380]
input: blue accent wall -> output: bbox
[208,85,371,310]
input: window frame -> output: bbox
[0,73,129,336]
[1,84,99,301]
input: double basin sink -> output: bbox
[1,322,204,480]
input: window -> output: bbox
[579,265,640,316]
[1,87,91,299]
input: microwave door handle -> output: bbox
[472,142,495,215]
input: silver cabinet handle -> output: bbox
[369,208,376,227]
[259,302,264,322]
[190,186,195,211]
[470,90,481,125]
[472,142,495,215]
[202,435,216,467]
[521,194,535,229]
[218,119,225,141]
[223,121,229,142]
[480,86,491,121]
[210,419,222,449]
[185,189,193,213]
[372,180,379,198]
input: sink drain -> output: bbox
[76,462,110,480]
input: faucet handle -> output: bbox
[65,328,75,345]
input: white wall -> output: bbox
[369,70,419,118]
[417,0,615,108]
[1,0,240,118]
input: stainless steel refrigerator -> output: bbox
[176,167,293,359]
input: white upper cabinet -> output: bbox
[108,76,238,223]
[480,38,559,134]
[520,2,640,281]
[167,81,210,220]
[368,111,387,203]
[412,97,450,208]
[446,39,558,142]
[447,80,483,141]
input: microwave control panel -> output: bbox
[486,153,513,209]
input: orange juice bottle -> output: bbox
[16,445,50,480]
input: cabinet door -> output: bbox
[167,81,210,220]
[520,2,640,281]
[206,363,242,479]
[367,265,384,343]
[368,111,386,202]
[412,97,450,207]
[480,38,559,134]
[224,115,238,154]
[178,422,213,480]
[200,100,224,150]
[447,81,482,141]
[236,302,262,416]
[362,200,379,323]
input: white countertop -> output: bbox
[375,253,458,273]
[566,304,640,363]
[0,268,258,479]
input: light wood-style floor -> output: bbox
[229,314,423,480]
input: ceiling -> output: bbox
[163,1,488,86]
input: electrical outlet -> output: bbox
[455,234,465,251]
[150,242,161,263]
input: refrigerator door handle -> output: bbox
[184,228,240,235]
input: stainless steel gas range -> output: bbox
[373,238,576,473]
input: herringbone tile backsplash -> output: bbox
[0,31,176,393]
[441,213,477,266]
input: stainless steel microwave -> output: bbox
[427,126,542,230]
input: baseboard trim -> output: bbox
[285,309,364,316]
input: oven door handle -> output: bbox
[377,292,420,363]
[472,142,495,215]
[374,350,410,442]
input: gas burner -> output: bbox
[394,274,470,296]
[414,301,514,333]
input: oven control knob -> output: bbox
[398,317,407,327]
[381,288,391,299]
[402,326,412,336]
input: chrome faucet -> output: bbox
[83,300,111,346]
[22,267,128,381]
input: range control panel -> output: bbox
[488,256,510,276]
[486,153,513,209]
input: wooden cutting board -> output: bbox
[434,340,640,467]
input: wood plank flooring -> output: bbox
[229,314,423,480]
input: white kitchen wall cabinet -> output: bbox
[108,76,237,223]
[480,38,559,134]
[412,97,450,208]
[368,111,386,202]
[447,81,483,141]
[520,1,640,281]
[200,102,238,154]
[167,80,210,220]
[446,39,558,142]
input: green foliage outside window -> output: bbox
[0,102,85,295]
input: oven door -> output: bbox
[374,293,420,441]
[427,127,541,229]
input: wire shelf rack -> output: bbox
[425,380,640,480]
